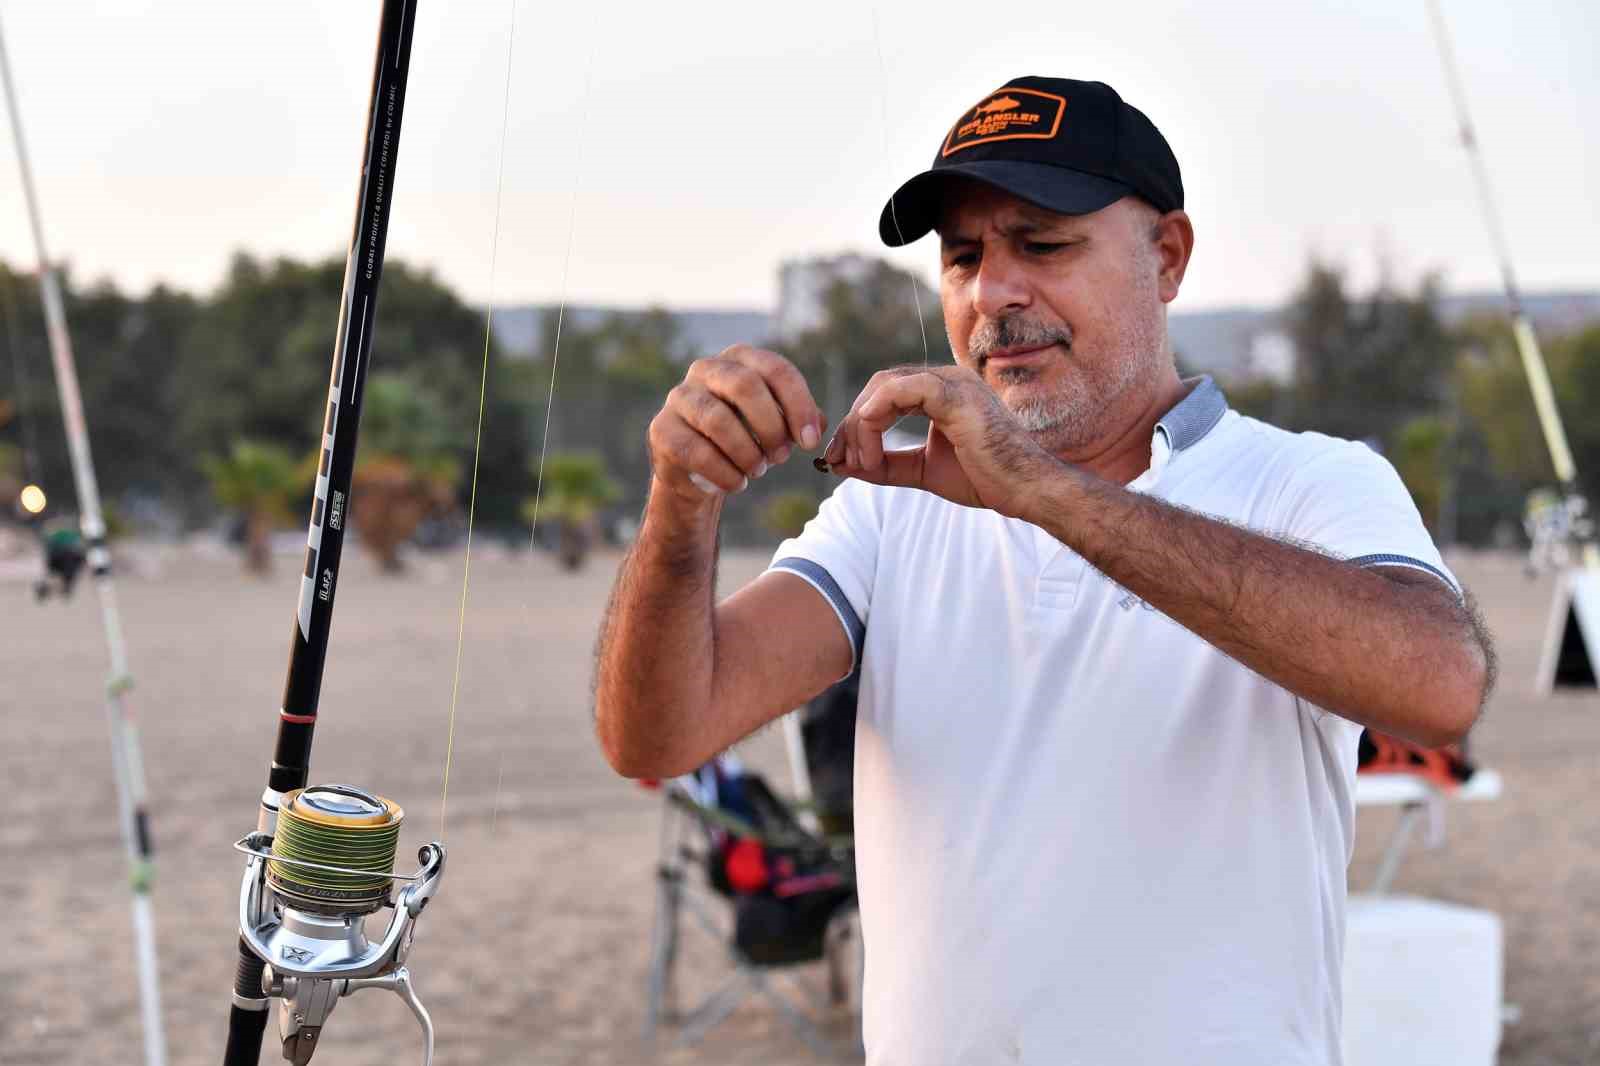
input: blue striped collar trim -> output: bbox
[1156,375,1229,453]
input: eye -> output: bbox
[1023,241,1067,255]
[943,250,979,271]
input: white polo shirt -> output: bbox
[768,378,1455,1066]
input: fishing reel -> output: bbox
[235,784,446,1066]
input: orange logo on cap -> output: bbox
[943,87,1066,157]
[974,95,1022,116]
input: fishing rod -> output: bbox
[1425,0,1599,571]
[221,4,448,1065]
[0,14,168,1066]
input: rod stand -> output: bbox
[238,837,446,1065]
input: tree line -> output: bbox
[1,252,1596,567]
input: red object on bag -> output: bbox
[724,838,770,893]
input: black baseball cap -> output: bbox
[878,76,1183,247]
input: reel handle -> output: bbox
[346,970,434,1066]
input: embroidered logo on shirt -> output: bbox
[1116,588,1157,613]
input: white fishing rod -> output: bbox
[0,13,167,1066]
[1425,0,1598,571]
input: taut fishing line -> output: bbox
[810,7,930,475]
[440,0,521,842]
[486,21,599,838]
[871,7,933,371]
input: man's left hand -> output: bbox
[823,365,1060,519]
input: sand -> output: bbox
[1,544,1594,1065]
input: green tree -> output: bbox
[0,441,22,519]
[348,373,461,573]
[525,308,688,522]
[1450,316,1600,545]
[1549,323,1600,508]
[1,262,200,523]
[1455,316,1550,485]
[179,254,532,530]
[1391,414,1450,534]
[203,440,301,574]
[1284,262,1455,447]
[524,451,620,571]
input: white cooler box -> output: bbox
[1343,894,1503,1066]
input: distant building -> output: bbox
[1245,330,1296,385]
[490,305,771,362]
[775,254,878,342]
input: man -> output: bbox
[594,76,1492,1064]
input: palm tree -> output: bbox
[346,373,461,573]
[524,452,620,571]
[350,452,457,573]
[203,440,300,574]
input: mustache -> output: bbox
[970,317,1073,371]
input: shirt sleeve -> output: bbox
[1272,435,1460,597]
[765,478,884,676]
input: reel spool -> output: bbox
[267,785,403,914]
[236,782,445,1066]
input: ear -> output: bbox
[1153,210,1194,304]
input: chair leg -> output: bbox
[675,968,753,1048]
[823,904,863,1012]
[745,965,844,1061]
[644,867,683,1039]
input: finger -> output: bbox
[722,346,827,452]
[674,385,771,478]
[854,375,944,471]
[840,446,927,490]
[833,368,905,471]
[652,412,750,495]
[857,373,944,431]
[700,360,793,463]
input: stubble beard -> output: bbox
[964,288,1166,453]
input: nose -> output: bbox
[971,247,1031,319]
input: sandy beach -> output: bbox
[1,545,1595,1065]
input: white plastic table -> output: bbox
[1354,769,1503,894]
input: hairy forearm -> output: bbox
[593,481,723,776]
[1028,464,1489,745]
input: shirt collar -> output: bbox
[1133,375,1229,490]
[1155,375,1229,454]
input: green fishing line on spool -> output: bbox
[267,784,404,913]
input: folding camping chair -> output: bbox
[642,756,861,1059]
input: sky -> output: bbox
[0,0,1595,317]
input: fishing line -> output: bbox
[440,0,521,840]
[871,7,932,371]
[268,785,404,912]
[486,20,600,835]
[815,8,932,474]
[524,35,597,558]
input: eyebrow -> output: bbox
[940,218,1082,249]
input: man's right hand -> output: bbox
[648,344,827,505]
